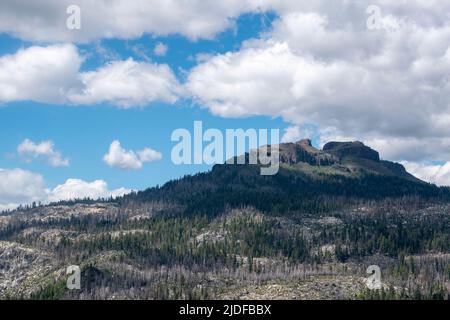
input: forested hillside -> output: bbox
[1,141,449,300]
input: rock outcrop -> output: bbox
[322,141,380,162]
[278,140,338,166]
[274,139,421,182]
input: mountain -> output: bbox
[279,140,422,182]
[123,140,446,217]
[279,139,420,182]
[0,140,449,300]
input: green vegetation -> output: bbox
[1,142,449,300]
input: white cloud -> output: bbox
[0,45,182,107]
[154,42,168,56]
[264,12,377,61]
[187,42,373,119]
[137,148,163,163]
[69,58,182,107]
[0,44,82,104]
[17,139,69,167]
[281,126,304,143]
[0,168,131,211]
[401,162,450,187]
[2,0,450,44]
[0,168,47,211]
[47,179,130,202]
[187,6,450,163]
[0,0,255,42]
[3,1,450,166]
[363,137,450,162]
[281,125,321,144]
[103,140,162,170]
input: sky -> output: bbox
[1,0,450,210]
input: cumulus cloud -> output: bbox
[69,59,182,107]
[2,0,450,43]
[264,12,378,61]
[188,41,380,120]
[17,139,69,167]
[0,44,82,104]
[47,179,130,202]
[187,4,450,163]
[0,168,47,211]
[103,140,162,170]
[281,126,302,143]
[154,42,168,56]
[0,0,255,42]
[0,168,131,211]
[402,162,450,187]
[0,45,182,107]
[3,0,450,166]
[137,148,164,163]
[363,137,450,162]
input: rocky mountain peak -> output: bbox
[322,141,380,162]
[274,139,420,182]
[296,139,312,147]
[278,140,338,166]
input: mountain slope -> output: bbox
[123,140,447,217]
[1,140,449,300]
[278,139,420,182]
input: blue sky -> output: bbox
[2,1,450,209]
[0,11,287,201]
[0,99,286,191]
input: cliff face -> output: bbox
[322,141,380,162]
[278,139,338,166]
[275,140,421,182]
[0,141,448,301]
